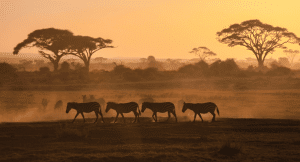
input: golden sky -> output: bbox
[1,0,300,60]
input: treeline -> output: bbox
[0,58,295,89]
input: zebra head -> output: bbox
[182,102,188,113]
[141,102,148,112]
[105,102,113,113]
[66,102,74,113]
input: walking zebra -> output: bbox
[105,102,141,123]
[66,102,105,123]
[141,102,177,122]
[182,102,220,122]
[83,95,105,109]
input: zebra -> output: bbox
[66,102,105,123]
[141,102,177,122]
[182,102,220,122]
[54,100,63,110]
[83,95,105,109]
[105,102,141,123]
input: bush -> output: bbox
[218,141,241,156]
[266,66,292,76]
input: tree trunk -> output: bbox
[53,61,59,72]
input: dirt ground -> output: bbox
[0,117,299,162]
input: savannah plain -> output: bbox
[0,77,300,162]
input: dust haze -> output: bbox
[1,78,299,123]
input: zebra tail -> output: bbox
[216,106,220,116]
[137,105,141,115]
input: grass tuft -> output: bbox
[55,124,89,140]
[218,141,241,156]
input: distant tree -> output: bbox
[13,28,74,72]
[278,57,290,68]
[60,61,71,72]
[189,46,216,61]
[67,35,113,73]
[217,19,300,69]
[94,57,108,63]
[283,49,299,68]
[39,67,50,73]
[0,62,17,86]
[209,59,240,76]
[18,59,33,71]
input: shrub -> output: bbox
[218,141,241,156]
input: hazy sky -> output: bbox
[1,0,300,60]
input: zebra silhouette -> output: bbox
[182,102,220,122]
[83,95,105,110]
[105,102,141,123]
[66,102,105,123]
[141,102,177,122]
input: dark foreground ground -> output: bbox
[0,117,300,162]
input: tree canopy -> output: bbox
[13,28,74,72]
[217,19,300,68]
[67,35,113,72]
[189,46,216,61]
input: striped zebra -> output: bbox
[66,102,105,123]
[141,102,177,122]
[105,102,141,123]
[83,95,105,109]
[182,102,220,122]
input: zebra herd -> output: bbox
[66,95,220,123]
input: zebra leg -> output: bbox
[166,111,171,122]
[81,112,86,123]
[155,112,158,122]
[99,111,105,123]
[133,111,138,123]
[211,112,216,122]
[172,111,177,123]
[198,113,204,122]
[121,113,126,123]
[94,111,98,123]
[72,112,80,123]
[152,113,156,122]
[193,113,197,122]
[114,113,119,123]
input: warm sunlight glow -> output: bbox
[1,0,300,60]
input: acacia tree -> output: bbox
[283,49,299,68]
[67,35,113,72]
[189,47,216,61]
[13,28,73,72]
[217,19,300,69]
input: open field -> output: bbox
[0,117,299,162]
[1,79,300,161]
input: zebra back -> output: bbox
[183,102,218,114]
[66,102,101,113]
[106,102,139,113]
[142,102,175,113]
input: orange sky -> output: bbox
[1,0,300,60]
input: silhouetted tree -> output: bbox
[13,28,74,72]
[67,35,113,73]
[284,49,299,68]
[189,47,216,61]
[217,19,300,69]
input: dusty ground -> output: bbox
[0,117,299,162]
